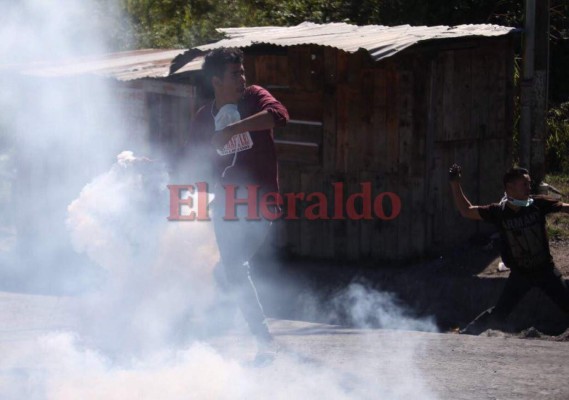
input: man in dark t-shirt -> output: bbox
[185,48,289,361]
[449,164,569,334]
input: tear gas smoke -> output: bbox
[0,0,136,292]
[0,1,439,399]
[1,151,438,399]
[66,151,219,357]
[329,281,437,332]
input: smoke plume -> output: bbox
[0,1,439,399]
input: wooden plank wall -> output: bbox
[146,91,195,159]
[425,38,514,254]
[250,46,328,256]
[125,80,196,162]
[248,38,514,261]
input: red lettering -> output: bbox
[284,192,305,220]
[167,182,401,222]
[373,192,401,220]
[332,182,344,220]
[167,184,196,221]
[346,182,373,220]
[305,192,329,220]
[195,181,211,221]
[260,192,284,221]
[224,184,260,220]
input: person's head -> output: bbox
[503,167,531,200]
[202,48,246,105]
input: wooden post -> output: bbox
[530,0,550,186]
[519,0,535,170]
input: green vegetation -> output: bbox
[546,103,569,174]
[545,173,569,241]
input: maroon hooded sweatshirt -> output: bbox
[187,85,289,195]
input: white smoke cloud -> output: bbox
[1,329,437,400]
[0,0,136,291]
[329,281,437,332]
[66,151,219,357]
[0,1,439,398]
[0,0,123,63]
[58,151,437,398]
[1,148,440,399]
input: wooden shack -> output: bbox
[171,23,518,261]
[8,23,519,262]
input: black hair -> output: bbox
[202,48,244,86]
[503,167,530,187]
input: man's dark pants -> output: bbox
[461,266,569,334]
[211,187,272,342]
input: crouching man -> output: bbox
[449,164,569,334]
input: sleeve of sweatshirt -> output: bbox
[249,85,289,127]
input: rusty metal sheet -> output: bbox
[169,22,517,74]
[3,49,185,81]
[200,23,517,61]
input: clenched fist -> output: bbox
[448,164,462,182]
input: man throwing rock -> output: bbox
[186,48,289,362]
[449,164,569,334]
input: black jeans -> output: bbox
[211,187,272,342]
[461,266,569,334]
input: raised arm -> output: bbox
[448,164,483,221]
[212,86,289,150]
[212,110,276,149]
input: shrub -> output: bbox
[546,102,569,174]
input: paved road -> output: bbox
[1,291,568,399]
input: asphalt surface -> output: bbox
[1,291,568,399]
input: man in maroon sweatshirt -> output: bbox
[187,48,289,361]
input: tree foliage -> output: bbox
[546,102,569,173]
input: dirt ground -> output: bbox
[256,234,569,342]
[452,238,569,341]
[540,240,568,274]
[1,299,568,399]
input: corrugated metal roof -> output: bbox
[173,56,205,75]
[194,21,516,61]
[3,22,517,81]
[3,49,186,81]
